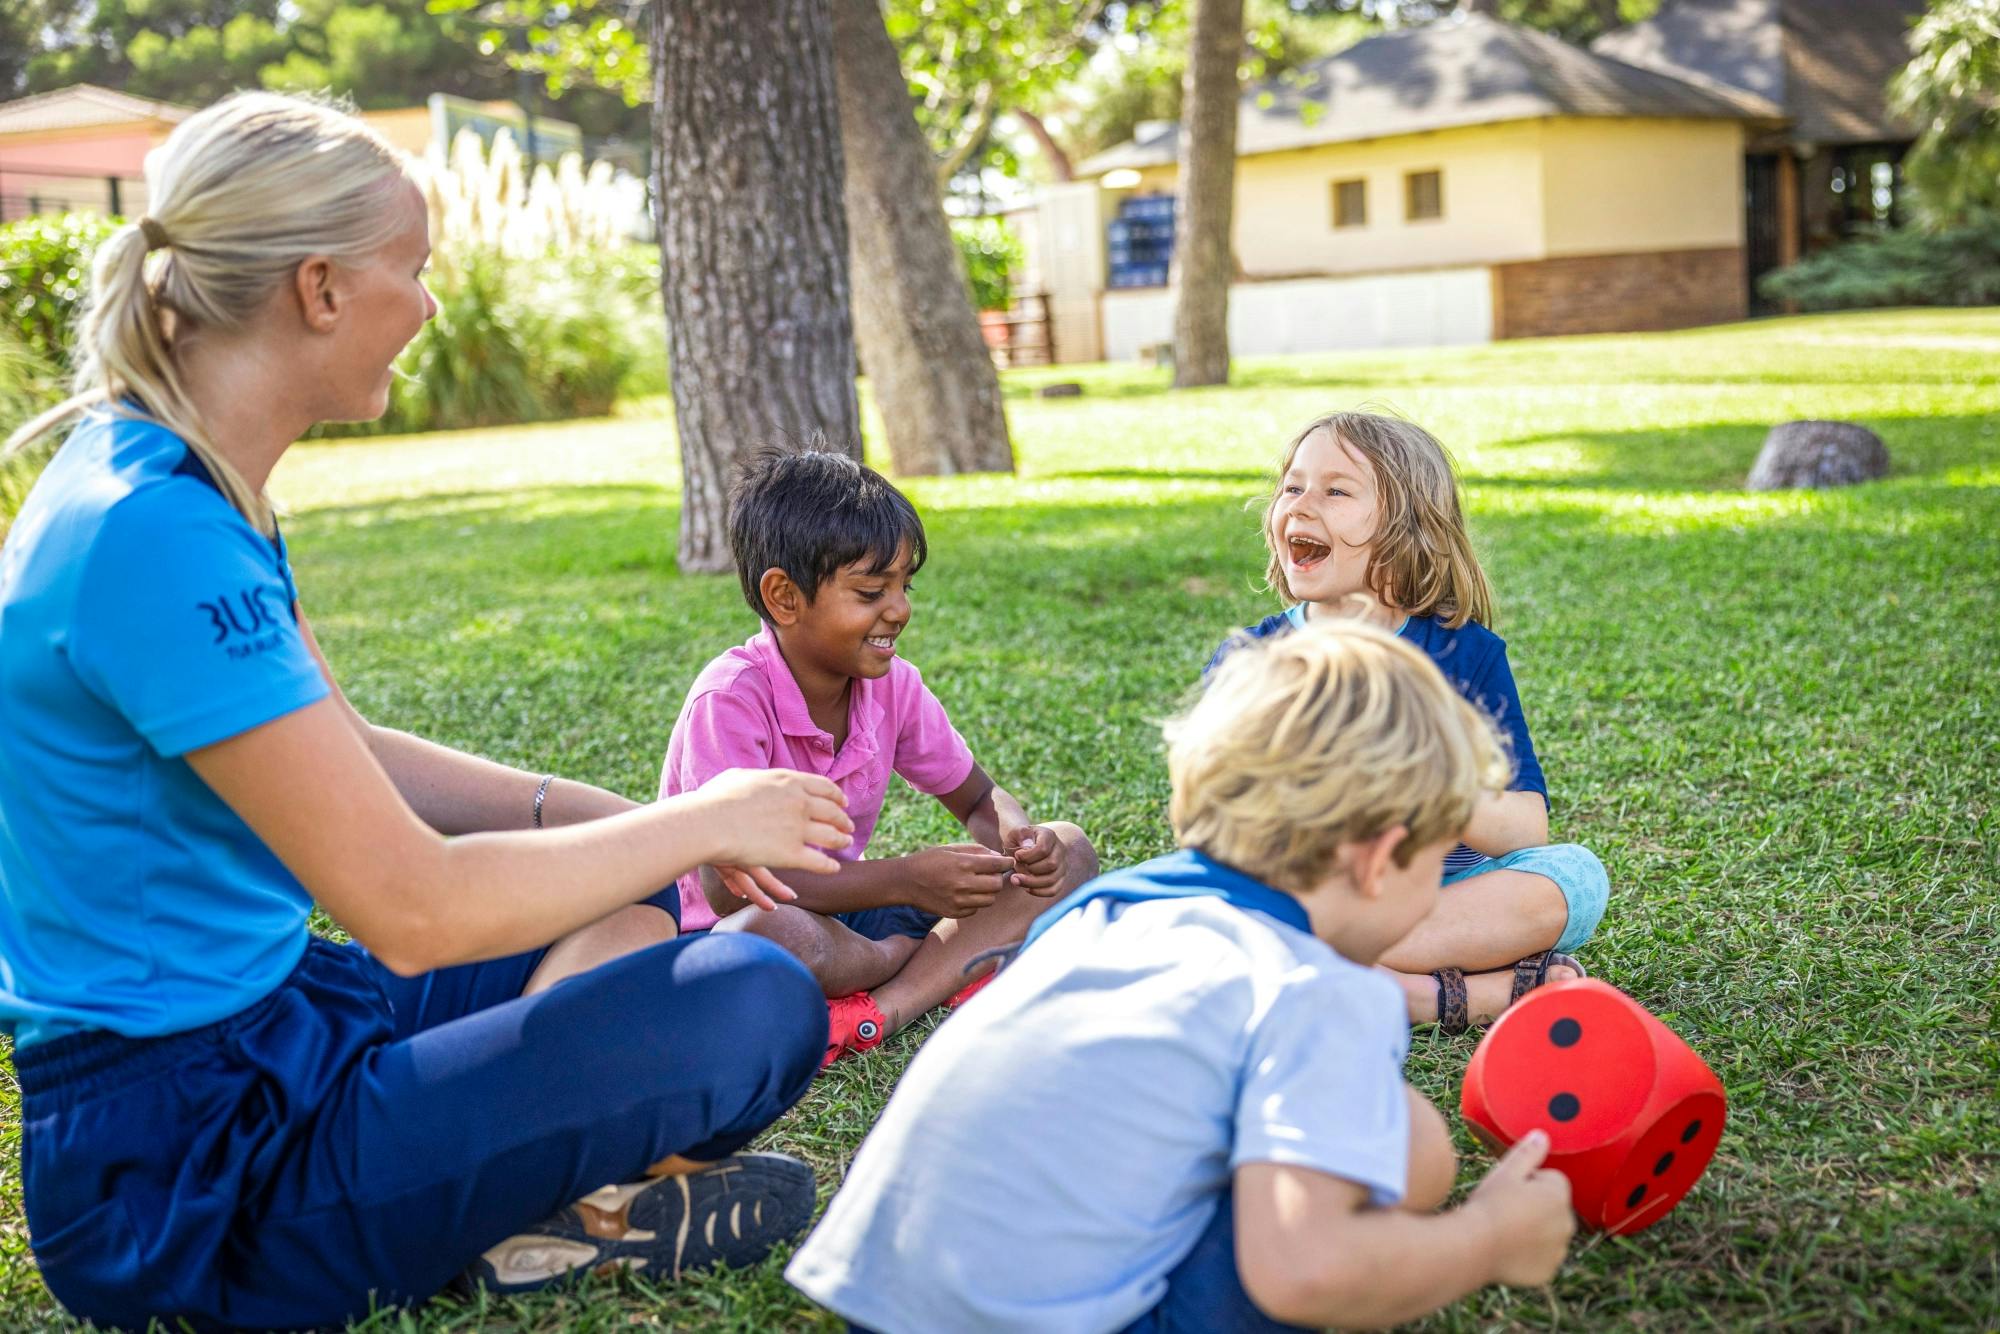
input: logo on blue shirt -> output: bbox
[198,586,289,659]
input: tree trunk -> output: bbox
[1170,0,1243,389]
[829,0,1013,476]
[652,0,860,573]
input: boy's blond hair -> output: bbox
[1262,411,1494,629]
[1168,623,1509,893]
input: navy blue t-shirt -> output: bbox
[1207,606,1545,873]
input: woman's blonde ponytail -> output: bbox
[2,92,410,535]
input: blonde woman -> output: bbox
[0,93,853,1328]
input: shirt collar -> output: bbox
[747,624,886,749]
[1287,604,1411,637]
[1018,847,1311,955]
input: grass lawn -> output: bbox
[2,307,1996,1330]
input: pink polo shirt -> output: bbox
[660,625,978,931]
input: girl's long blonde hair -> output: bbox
[2,92,411,535]
[1262,410,1494,629]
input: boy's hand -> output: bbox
[907,843,1015,918]
[692,768,852,875]
[1002,824,1067,895]
[1465,1131,1575,1287]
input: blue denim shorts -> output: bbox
[1444,843,1609,954]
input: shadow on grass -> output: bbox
[1462,412,2000,493]
[288,482,1998,1320]
[7,474,1989,1331]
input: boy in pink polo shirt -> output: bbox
[662,448,1098,1067]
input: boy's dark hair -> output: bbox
[728,445,928,621]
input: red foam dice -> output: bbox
[1460,978,1725,1235]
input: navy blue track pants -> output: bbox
[14,931,826,1331]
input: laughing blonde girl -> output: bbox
[1208,411,1610,1031]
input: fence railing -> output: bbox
[0,162,147,225]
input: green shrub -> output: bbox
[0,214,120,370]
[0,207,662,440]
[326,244,656,437]
[953,217,1024,312]
[0,326,61,540]
[1760,215,2000,310]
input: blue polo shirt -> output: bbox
[0,411,329,1046]
[1208,606,1546,874]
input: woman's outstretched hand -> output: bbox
[691,768,852,910]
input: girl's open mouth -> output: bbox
[864,635,897,657]
[1287,535,1331,570]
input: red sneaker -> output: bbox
[822,992,889,1069]
[947,970,996,1009]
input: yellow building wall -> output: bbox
[1538,118,1745,257]
[1235,122,1549,274]
[1109,121,1551,276]
[1103,116,1745,277]
[360,106,436,158]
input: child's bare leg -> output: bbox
[713,902,919,998]
[1403,1085,1457,1213]
[1384,959,1583,1026]
[523,903,677,996]
[874,823,1097,1032]
[1376,869,1568,975]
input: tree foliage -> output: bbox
[431,0,651,106]
[1303,0,1656,42]
[14,0,640,140]
[882,1,1153,188]
[1042,0,1374,162]
[1891,0,2000,228]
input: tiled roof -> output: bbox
[1077,13,1780,177]
[1592,0,1926,145]
[0,84,192,136]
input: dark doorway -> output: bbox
[1745,153,1784,316]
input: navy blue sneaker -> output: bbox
[466,1151,816,1291]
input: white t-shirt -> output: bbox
[788,850,1412,1334]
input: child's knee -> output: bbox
[718,903,833,974]
[1047,821,1099,887]
[1539,843,1609,954]
[1403,1085,1457,1213]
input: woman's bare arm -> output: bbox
[187,697,851,976]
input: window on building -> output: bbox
[1332,178,1367,228]
[1405,169,1443,221]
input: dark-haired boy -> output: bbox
[661,449,1098,1067]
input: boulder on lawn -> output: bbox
[1747,421,1889,491]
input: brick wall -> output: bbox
[1491,247,1747,340]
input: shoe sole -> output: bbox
[466,1152,816,1293]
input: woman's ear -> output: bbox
[1345,824,1408,899]
[760,567,804,626]
[293,256,340,333]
